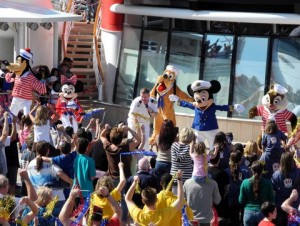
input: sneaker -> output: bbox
[86,20,90,24]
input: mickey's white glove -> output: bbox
[234,104,245,113]
[169,94,179,102]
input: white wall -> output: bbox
[28,28,54,69]
[0,38,14,66]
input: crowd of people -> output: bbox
[0,63,300,226]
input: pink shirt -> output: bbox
[191,153,211,177]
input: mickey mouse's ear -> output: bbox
[52,81,61,92]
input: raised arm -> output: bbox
[100,124,110,143]
[210,143,220,159]
[125,125,141,151]
[47,103,60,124]
[0,112,8,143]
[19,169,38,201]
[59,188,80,225]
[29,105,38,124]
[10,116,17,141]
[282,189,298,214]
[19,197,39,224]
[99,186,122,222]
[137,124,145,150]
[85,118,96,132]
[116,162,126,193]
[125,175,139,208]
[170,170,184,210]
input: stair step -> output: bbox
[73,22,94,28]
[66,53,92,59]
[67,41,93,46]
[67,47,92,52]
[71,68,95,75]
[69,34,93,41]
[71,27,94,34]
[73,61,93,66]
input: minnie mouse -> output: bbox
[53,75,84,133]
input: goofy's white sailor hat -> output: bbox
[20,48,33,61]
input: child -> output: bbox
[258,202,277,226]
[189,140,218,182]
[22,186,60,226]
[244,140,260,167]
[260,120,287,179]
[29,104,60,144]
[18,115,33,152]
[92,162,125,220]
[42,138,78,199]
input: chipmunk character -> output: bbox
[149,65,193,145]
[170,80,244,149]
[249,83,297,134]
[3,48,47,115]
[53,75,84,133]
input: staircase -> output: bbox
[65,21,99,106]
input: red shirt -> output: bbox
[256,105,294,133]
[108,216,120,226]
[258,220,275,226]
[6,71,47,100]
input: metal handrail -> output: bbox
[62,0,77,58]
[93,1,104,100]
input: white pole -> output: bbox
[53,22,59,68]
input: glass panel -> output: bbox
[232,37,268,118]
[124,14,143,27]
[168,32,202,114]
[203,34,233,116]
[115,27,141,105]
[172,19,205,32]
[271,38,300,115]
[136,30,168,94]
[144,16,169,29]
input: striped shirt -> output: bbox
[256,105,294,133]
[170,142,193,182]
[6,71,47,100]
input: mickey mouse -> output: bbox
[53,75,84,133]
[170,80,244,149]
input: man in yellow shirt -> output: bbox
[125,170,183,226]
[155,173,194,226]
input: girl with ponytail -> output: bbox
[27,141,72,200]
[239,161,274,226]
[225,150,244,225]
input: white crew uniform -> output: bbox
[127,97,158,151]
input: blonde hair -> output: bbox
[36,186,53,207]
[179,128,195,144]
[35,105,49,126]
[95,176,114,192]
[244,140,259,156]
